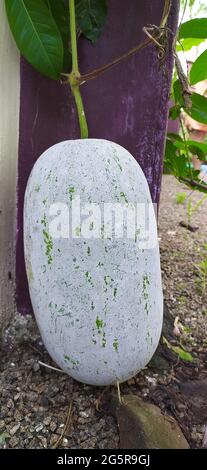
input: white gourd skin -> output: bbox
[24,139,163,386]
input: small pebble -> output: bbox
[9,424,20,436]
[33,362,40,372]
[35,424,43,433]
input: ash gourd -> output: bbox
[24,1,163,386]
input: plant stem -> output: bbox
[69,0,88,138]
[78,38,151,85]
[62,0,172,88]
[179,177,207,192]
[69,0,78,74]
[179,116,193,181]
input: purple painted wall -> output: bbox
[16,0,180,315]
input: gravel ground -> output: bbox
[0,175,206,449]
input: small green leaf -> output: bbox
[167,133,183,142]
[0,433,10,448]
[190,49,207,85]
[176,38,205,52]
[5,0,64,80]
[165,139,178,159]
[75,0,107,43]
[164,140,189,178]
[169,105,181,120]
[179,18,207,39]
[163,336,194,362]
[175,192,187,204]
[164,140,178,176]
[186,92,207,124]
[172,346,193,362]
[170,137,207,161]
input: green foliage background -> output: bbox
[4,0,207,193]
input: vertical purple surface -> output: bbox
[16,0,180,315]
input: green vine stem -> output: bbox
[69,0,88,139]
[62,0,172,88]
[179,116,194,182]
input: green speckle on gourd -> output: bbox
[87,247,91,256]
[41,213,47,228]
[97,261,104,267]
[85,271,93,285]
[102,332,106,348]
[58,307,65,313]
[96,315,104,331]
[75,226,81,236]
[135,229,141,242]
[146,331,153,345]
[64,355,80,370]
[46,170,52,181]
[104,275,114,286]
[113,338,119,352]
[34,185,40,192]
[113,287,117,298]
[112,151,122,171]
[41,215,53,264]
[143,274,150,315]
[120,192,128,203]
[68,186,75,201]
[95,316,107,348]
[42,229,53,265]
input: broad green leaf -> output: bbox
[176,38,205,52]
[165,140,178,159]
[171,81,207,125]
[168,136,207,161]
[187,140,207,154]
[45,0,71,72]
[167,133,183,142]
[187,141,207,161]
[164,140,189,178]
[179,18,207,39]
[190,49,207,85]
[172,346,193,362]
[5,0,64,80]
[188,145,206,161]
[173,154,190,178]
[75,0,107,43]
[186,92,207,124]
[169,105,181,120]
